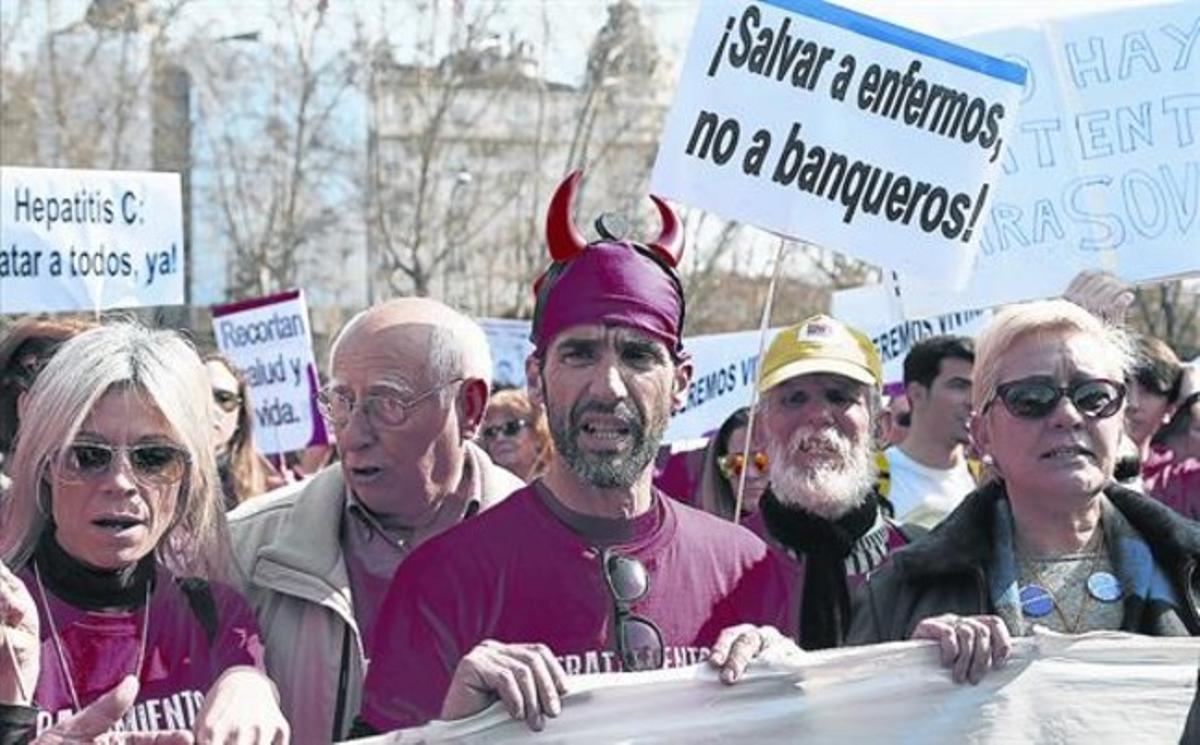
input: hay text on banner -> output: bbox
[211,290,326,456]
[831,282,991,395]
[650,0,1027,288]
[0,166,184,314]
[897,2,1200,318]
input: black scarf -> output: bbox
[760,490,878,651]
[34,529,156,611]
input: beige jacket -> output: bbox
[228,442,521,743]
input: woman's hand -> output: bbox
[194,666,289,745]
[0,560,39,706]
[911,613,1012,685]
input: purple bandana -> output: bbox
[531,171,686,360]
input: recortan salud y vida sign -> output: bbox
[651,0,1028,288]
[0,166,184,313]
[211,290,327,457]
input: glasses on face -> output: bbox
[601,548,664,672]
[717,451,768,480]
[317,378,464,430]
[480,419,529,441]
[212,389,242,414]
[54,442,190,486]
[985,377,1126,420]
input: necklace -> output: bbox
[32,562,151,712]
[1018,528,1107,634]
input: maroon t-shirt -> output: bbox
[360,483,791,731]
[22,564,264,735]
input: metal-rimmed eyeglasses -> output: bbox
[317,378,464,429]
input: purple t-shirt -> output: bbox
[360,483,791,731]
[22,564,264,735]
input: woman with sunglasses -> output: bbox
[850,300,1200,683]
[477,389,552,483]
[204,353,285,509]
[0,324,289,743]
[694,408,770,523]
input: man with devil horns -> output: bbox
[355,173,794,734]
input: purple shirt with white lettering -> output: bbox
[360,482,791,731]
[22,564,264,735]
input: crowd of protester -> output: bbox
[0,172,1197,744]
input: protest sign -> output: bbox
[651,0,1027,287]
[0,166,183,314]
[898,2,1200,318]
[478,318,534,389]
[364,632,1198,744]
[831,281,991,395]
[211,290,325,456]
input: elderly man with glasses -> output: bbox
[355,174,792,735]
[226,298,524,744]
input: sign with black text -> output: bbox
[0,166,184,313]
[211,290,325,456]
[651,0,1027,287]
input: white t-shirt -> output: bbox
[883,446,976,529]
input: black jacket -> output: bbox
[848,481,1200,644]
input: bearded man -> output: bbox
[754,315,919,650]
[355,173,791,734]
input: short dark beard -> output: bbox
[543,375,667,489]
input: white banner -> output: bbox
[359,632,1199,744]
[666,328,778,442]
[651,0,1027,287]
[479,318,534,389]
[211,290,325,456]
[898,2,1200,318]
[0,166,184,314]
[832,281,992,395]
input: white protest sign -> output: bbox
[479,318,534,388]
[665,328,779,442]
[0,166,183,314]
[651,0,1027,287]
[212,290,326,456]
[832,282,991,395]
[897,2,1200,318]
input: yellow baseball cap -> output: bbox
[758,315,882,393]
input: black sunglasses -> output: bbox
[985,377,1126,420]
[480,419,529,441]
[601,548,664,672]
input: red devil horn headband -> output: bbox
[544,170,684,267]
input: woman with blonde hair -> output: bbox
[477,388,552,482]
[0,323,288,742]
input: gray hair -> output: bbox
[974,299,1134,411]
[0,323,230,581]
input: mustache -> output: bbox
[568,399,643,428]
[785,426,857,458]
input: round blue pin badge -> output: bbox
[1019,584,1053,617]
[1087,571,1123,603]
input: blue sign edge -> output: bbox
[759,0,1028,85]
